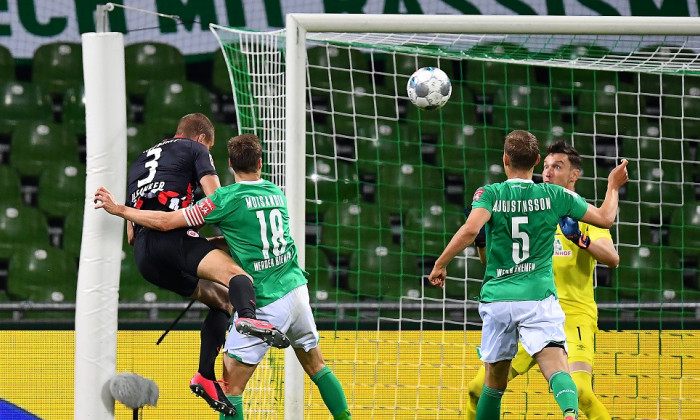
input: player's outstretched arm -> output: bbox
[429,207,490,288]
[580,159,628,229]
[93,186,191,231]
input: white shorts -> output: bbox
[478,295,567,363]
[224,284,320,365]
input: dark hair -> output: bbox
[546,140,582,170]
[504,130,540,170]
[175,113,215,145]
[228,133,262,173]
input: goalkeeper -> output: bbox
[464,140,616,420]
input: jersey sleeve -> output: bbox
[553,186,588,220]
[182,191,226,227]
[583,223,612,242]
[191,142,218,180]
[470,185,494,212]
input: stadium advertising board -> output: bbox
[1,330,698,418]
[1,0,699,59]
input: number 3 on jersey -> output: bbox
[256,209,288,259]
[137,147,162,188]
[511,216,530,264]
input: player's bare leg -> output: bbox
[294,346,352,419]
[535,346,579,419]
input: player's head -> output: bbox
[228,133,263,174]
[175,113,215,149]
[542,140,582,190]
[503,130,540,171]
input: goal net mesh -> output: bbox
[211,24,700,419]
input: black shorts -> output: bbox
[133,227,218,297]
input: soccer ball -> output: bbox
[406,67,452,110]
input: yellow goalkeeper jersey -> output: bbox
[552,221,611,320]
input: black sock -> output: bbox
[198,308,230,381]
[228,274,257,319]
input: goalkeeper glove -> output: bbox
[464,207,487,248]
[558,216,590,249]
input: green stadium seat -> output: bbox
[61,85,85,132]
[444,255,485,300]
[491,85,555,132]
[143,81,213,124]
[348,240,408,300]
[401,204,464,257]
[124,42,186,98]
[9,121,80,178]
[0,204,50,260]
[670,203,700,251]
[616,246,680,301]
[37,162,86,219]
[356,129,423,175]
[304,246,332,302]
[320,201,393,258]
[0,81,53,135]
[549,44,616,91]
[7,246,77,304]
[32,42,83,99]
[306,157,360,205]
[0,44,14,82]
[61,204,84,258]
[576,87,638,136]
[0,165,23,207]
[306,45,371,92]
[126,124,156,163]
[376,164,444,212]
[466,42,532,95]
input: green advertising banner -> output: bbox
[0,0,698,58]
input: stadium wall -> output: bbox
[1,330,698,419]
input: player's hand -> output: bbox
[465,208,486,248]
[428,265,446,289]
[608,159,629,190]
[558,217,590,249]
[94,186,120,215]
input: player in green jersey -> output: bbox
[94,133,351,420]
[464,140,616,420]
[428,130,628,420]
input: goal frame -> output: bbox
[282,13,700,419]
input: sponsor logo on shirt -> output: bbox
[473,188,484,201]
[553,238,572,257]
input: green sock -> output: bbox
[549,371,579,416]
[310,366,351,419]
[219,395,244,420]
[476,385,503,420]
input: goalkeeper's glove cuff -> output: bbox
[576,234,590,249]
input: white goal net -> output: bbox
[212,15,700,419]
